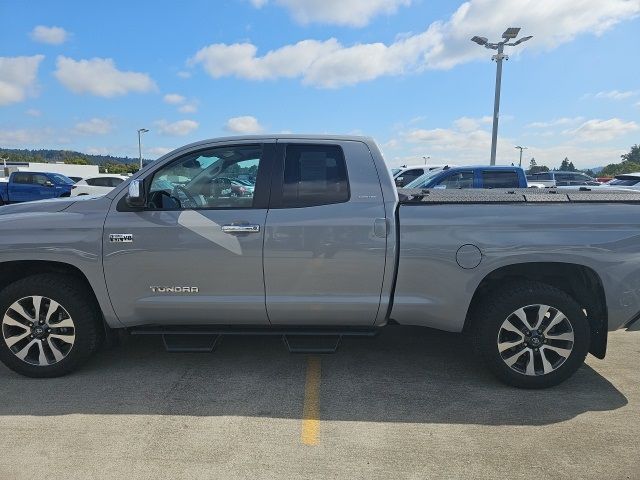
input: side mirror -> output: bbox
[125,180,145,208]
[44,180,54,187]
[395,177,405,187]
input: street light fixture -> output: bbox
[515,145,528,167]
[137,128,149,170]
[471,27,532,165]
[422,155,431,165]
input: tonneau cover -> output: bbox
[398,188,640,204]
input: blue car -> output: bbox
[404,165,528,189]
[0,171,75,205]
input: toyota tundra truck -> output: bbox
[1,135,639,388]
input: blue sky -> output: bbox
[1,0,639,168]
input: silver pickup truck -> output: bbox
[1,135,639,388]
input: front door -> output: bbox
[103,142,275,327]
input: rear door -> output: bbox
[8,173,36,202]
[263,140,387,326]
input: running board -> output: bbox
[129,326,378,354]
[162,334,221,353]
[282,335,342,354]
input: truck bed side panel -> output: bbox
[392,202,640,332]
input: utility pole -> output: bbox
[137,128,149,170]
[471,28,532,165]
[422,155,430,165]
[515,145,527,167]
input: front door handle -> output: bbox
[221,224,261,234]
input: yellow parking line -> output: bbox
[301,356,321,446]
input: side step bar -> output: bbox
[129,326,378,354]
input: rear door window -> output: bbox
[12,173,31,184]
[482,170,520,188]
[280,144,349,208]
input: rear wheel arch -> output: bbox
[465,262,607,358]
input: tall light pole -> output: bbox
[471,28,532,165]
[422,155,431,165]
[137,128,149,170]
[515,145,527,167]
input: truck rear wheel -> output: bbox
[472,281,590,388]
[0,274,102,378]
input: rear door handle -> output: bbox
[221,224,261,233]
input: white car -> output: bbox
[71,175,128,196]
[602,172,640,190]
[392,164,457,187]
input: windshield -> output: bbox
[405,168,447,188]
[609,176,640,186]
[50,174,75,185]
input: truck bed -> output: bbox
[398,188,640,204]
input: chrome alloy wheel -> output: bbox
[497,304,574,376]
[2,296,76,366]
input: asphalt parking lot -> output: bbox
[0,326,638,480]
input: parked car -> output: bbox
[526,171,599,187]
[405,165,528,189]
[602,172,640,190]
[0,171,74,205]
[0,135,638,389]
[392,164,455,187]
[71,175,129,197]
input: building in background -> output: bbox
[1,161,99,181]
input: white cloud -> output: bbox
[384,114,633,169]
[148,147,174,157]
[250,0,411,27]
[155,119,199,136]
[453,116,492,132]
[178,103,198,113]
[0,55,44,105]
[74,118,113,135]
[25,108,42,117]
[593,90,638,100]
[192,0,639,88]
[527,117,584,128]
[0,127,54,146]
[30,25,68,45]
[54,56,157,97]
[177,70,192,79]
[163,93,186,105]
[563,118,639,142]
[224,116,264,134]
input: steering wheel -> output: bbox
[173,185,200,209]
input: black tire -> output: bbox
[471,281,590,388]
[0,274,102,378]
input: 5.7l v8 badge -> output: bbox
[109,234,133,243]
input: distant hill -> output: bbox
[0,148,144,166]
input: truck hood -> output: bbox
[0,197,80,215]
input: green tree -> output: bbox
[64,157,90,165]
[559,157,577,171]
[621,144,640,163]
[599,144,640,176]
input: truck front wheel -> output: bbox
[0,274,102,377]
[472,281,590,388]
